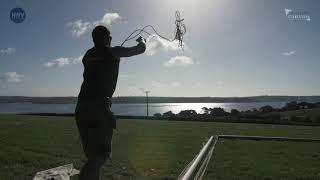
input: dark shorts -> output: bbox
[75,99,115,160]
[76,121,113,160]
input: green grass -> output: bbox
[0,115,320,179]
[277,107,320,118]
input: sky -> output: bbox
[0,0,319,97]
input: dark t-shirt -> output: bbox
[75,43,145,127]
[78,46,120,100]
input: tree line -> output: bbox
[152,101,320,125]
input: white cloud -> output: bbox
[164,56,194,68]
[99,13,121,25]
[45,56,83,68]
[124,86,143,96]
[67,20,92,38]
[151,81,166,88]
[194,82,202,87]
[283,50,296,56]
[118,74,130,79]
[151,81,181,88]
[0,72,23,82]
[216,81,224,88]
[45,57,69,67]
[145,35,187,56]
[71,56,83,64]
[285,9,292,16]
[0,48,16,55]
[171,81,181,87]
[67,12,122,37]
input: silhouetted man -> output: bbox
[75,25,146,180]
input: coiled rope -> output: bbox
[121,11,186,49]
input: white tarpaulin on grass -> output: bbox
[33,164,79,180]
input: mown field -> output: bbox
[0,115,320,180]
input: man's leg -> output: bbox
[78,126,113,180]
[79,153,107,180]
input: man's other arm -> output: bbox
[110,38,146,58]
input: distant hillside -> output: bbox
[0,96,320,104]
[113,96,320,104]
[0,96,77,104]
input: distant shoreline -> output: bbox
[11,112,320,127]
[1,95,320,104]
[5,101,320,127]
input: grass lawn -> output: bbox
[278,107,320,119]
[0,115,320,179]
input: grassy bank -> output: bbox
[0,115,320,179]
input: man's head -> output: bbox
[92,25,112,47]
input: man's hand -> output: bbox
[136,36,146,43]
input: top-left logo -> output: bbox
[10,7,26,23]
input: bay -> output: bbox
[0,102,287,116]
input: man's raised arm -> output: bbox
[111,37,146,58]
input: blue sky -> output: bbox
[0,0,319,97]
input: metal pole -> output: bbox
[178,134,320,180]
[181,136,214,180]
[146,91,149,119]
[144,90,150,120]
[218,135,320,142]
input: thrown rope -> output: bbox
[121,11,186,49]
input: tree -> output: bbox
[230,109,240,115]
[178,110,198,118]
[153,113,162,118]
[282,101,298,111]
[201,107,209,115]
[162,111,175,118]
[209,107,228,116]
[297,102,315,109]
[259,105,273,113]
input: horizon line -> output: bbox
[1,95,320,98]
